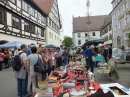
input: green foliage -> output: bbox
[62,36,73,47]
[128,33,130,40]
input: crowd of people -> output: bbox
[0,44,83,97]
[0,43,113,97]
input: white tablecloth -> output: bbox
[100,83,130,97]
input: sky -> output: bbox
[58,0,112,38]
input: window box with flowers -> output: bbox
[25,29,30,32]
[0,18,5,24]
[31,31,35,34]
[41,34,44,37]
[13,25,21,29]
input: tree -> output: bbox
[62,36,73,47]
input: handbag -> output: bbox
[15,65,26,79]
[34,55,46,73]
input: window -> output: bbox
[106,35,108,41]
[55,35,56,40]
[77,33,81,37]
[12,16,20,29]
[41,16,45,23]
[109,34,112,40]
[109,25,111,31]
[22,1,28,12]
[24,21,29,31]
[51,33,53,38]
[119,21,122,29]
[115,25,117,31]
[10,0,16,4]
[41,28,44,37]
[117,36,121,47]
[114,12,117,19]
[30,24,35,34]
[118,8,121,16]
[124,1,128,11]
[125,17,129,26]
[52,22,54,28]
[85,33,88,37]
[0,10,4,23]
[35,11,38,18]
[30,7,35,16]
[92,32,95,36]
[49,32,51,38]
[49,18,51,26]
[78,40,81,45]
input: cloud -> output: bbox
[58,0,112,37]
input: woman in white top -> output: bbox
[27,46,43,97]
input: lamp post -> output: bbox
[86,0,91,40]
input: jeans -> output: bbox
[0,62,3,70]
[64,58,68,66]
[86,59,94,72]
[17,74,28,97]
[4,59,9,68]
[42,72,47,81]
[8,58,12,67]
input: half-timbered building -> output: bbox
[33,0,62,46]
[0,0,46,45]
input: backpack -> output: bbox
[13,52,23,71]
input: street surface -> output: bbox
[0,64,130,97]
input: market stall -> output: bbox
[34,59,130,97]
[0,41,24,48]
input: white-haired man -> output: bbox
[84,45,95,72]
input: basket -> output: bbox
[38,81,48,90]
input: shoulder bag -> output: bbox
[34,55,46,73]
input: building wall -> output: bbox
[101,23,112,44]
[0,33,43,45]
[45,0,61,46]
[111,0,130,47]
[73,31,100,47]
[45,26,60,46]
[0,0,46,45]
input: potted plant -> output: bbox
[0,18,5,24]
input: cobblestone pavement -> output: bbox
[0,64,130,97]
[94,63,130,88]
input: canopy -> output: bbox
[88,37,104,42]
[0,41,25,48]
[45,44,57,48]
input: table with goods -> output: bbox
[35,59,130,97]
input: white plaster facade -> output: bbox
[73,31,101,47]
[45,0,61,46]
[110,0,130,47]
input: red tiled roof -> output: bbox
[73,15,110,32]
[33,0,55,15]
[102,15,112,28]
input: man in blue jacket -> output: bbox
[84,45,95,72]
